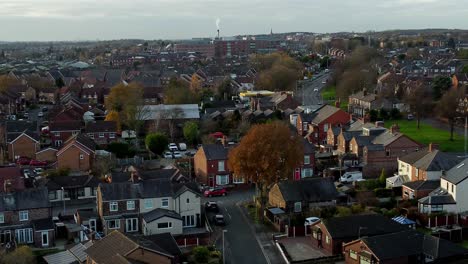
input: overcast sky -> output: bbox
[1,0,467,41]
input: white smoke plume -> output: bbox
[216,18,220,30]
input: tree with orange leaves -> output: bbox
[228,121,303,219]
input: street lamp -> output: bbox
[61,187,66,215]
[222,230,228,264]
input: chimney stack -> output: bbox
[217,29,220,39]
[390,123,400,134]
[429,143,439,152]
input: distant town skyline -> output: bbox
[1,0,467,41]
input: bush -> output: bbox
[383,208,399,218]
[336,206,352,217]
[374,188,393,198]
[350,204,365,214]
[192,246,210,263]
[145,133,168,156]
[47,168,70,177]
[357,179,384,191]
[210,250,222,258]
[107,142,135,158]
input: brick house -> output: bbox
[336,130,361,154]
[343,230,468,264]
[252,92,300,111]
[38,87,57,104]
[56,134,96,172]
[402,180,440,200]
[0,188,55,248]
[0,167,25,193]
[268,177,337,214]
[46,175,99,207]
[85,231,176,264]
[300,105,350,145]
[310,214,406,255]
[326,127,341,151]
[194,144,234,187]
[7,131,40,161]
[85,120,118,146]
[35,147,58,163]
[294,139,316,180]
[49,121,82,147]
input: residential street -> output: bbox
[206,187,272,264]
[296,72,331,106]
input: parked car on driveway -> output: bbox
[304,217,320,226]
[340,171,363,183]
[173,151,182,158]
[163,152,173,159]
[178,143,187,151]
[16,157,31,165]
[205,201,219,213]
[204,187,227,197]
[38,112,44,117]
[168,143,178,151]
[33,168,45,175]
[29,160,48,167]
[212,214,226,226]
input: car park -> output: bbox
[212,214,226,226]
[204,187,227,197]
[205,201,219,213]
[304,217,320,226]
[163,152,173,159]
[168,143,178,151]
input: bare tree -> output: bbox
[404,83,433,129]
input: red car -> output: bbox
[204,187,227,197]
[16,157,31,165]
[29,160,48,167]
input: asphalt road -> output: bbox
[206,188,269,264]
[297,72,331,106]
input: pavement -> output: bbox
[206,187,279,264]
[296,72,331,106]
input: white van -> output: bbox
[178,143,187,151]
[340,171,363,183]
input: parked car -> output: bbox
[304,217,320,226]
[42,107,48,112]
[178,143,187,151]
[24,112,29,118]
[168,143,178,151]
[340,171,363,183]
[407,114,414,120]
[163,152,173,159]
[212,214,226,226]
[205,201,219,213]
[29,160,48,167]
[173,151,182,159]
[185,150,196,157]
[34,168,45,175]
[38,112,44,117]
[204,187,227,197]
[16,157,31,165]
[313,88,319,92]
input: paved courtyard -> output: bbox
[279,237,326,262]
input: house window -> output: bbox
[294,202,302,213]
[49,191,57,200]
[349,249,358,260]
[431,205,443,212]
[186,198,190,204]
[55,140,62,147]
[325,235,330,244]
[452,184,454,193]
[360,255,371,264]
[79,154,84,160]
[109,202,118,212]
[161,198,169,208]
[15,228,33,244]
[323,123,329,132]
[301,168,313,178]
[386,150,391,157]
[41,231,49,247]
[157,222,172,229]
[19,211,28,221]
[88,133,94,139]
[0,213,4,224]
[233,175,245,184]
[183,215,196,227]
[216,175,229,185]
[99,132,104,138]
[125,218,138,232]
[107,220,120,229]
[54,132,60,137]
[446,182,449,190]
[0,231,12,244]
[218,161,225,172]
[127,201,135,210]
[304,155,310,165]
[145,199,154,209]
[110,133,115,139]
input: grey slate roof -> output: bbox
[202,144,228,160]
[372,130,403,146]
[144,233,182,256]
[414,150,461,171]
[0,188,50,211]
[418,187,456,205]
[99,182,142,201]
[402,180,440,191]
[276,177,338,203]
[365,144,385,151]
[46,175,100,190]
[323,214,406,239]
[399,148,430,164]
[143,208,182,223]
[311,105,342,124]
[353,135,374,147]
[342,131,361,141]
[442,158,468,184]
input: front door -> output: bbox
[41,231,49,247]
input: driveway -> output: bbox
[205,187,269,264]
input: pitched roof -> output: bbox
[0,187,50,211]
[353,135,374,147]
[50,121,82,132]
[401,149,461,171]
[85,121,117,133]
[276,177,338,203]
[202,144,228,160]
[418,188,456,205]
[143,208,182,223]
[99,179,177,201]
[402,180,440,191]
[372,130,404,146]
[399,148,431,164]
[85,231,139,264]
[143,233,182,256]
[46,175,100,190]
[311,105,344,125]
[442,158,468,184]
[323,214,406,239]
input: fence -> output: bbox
[115,156,144,166]
[286,225,311,238]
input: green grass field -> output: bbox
[321,85,336,100]
[385,120,464,152]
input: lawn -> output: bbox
[385,120,464,152]
[461,240,468,249]
[321,85,348,111]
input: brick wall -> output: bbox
[57,145,93,171]
[101,200,139,217]
[268,185,286,209]
[36,149,57,163]
[8,135,39,160]
[3,207,51,226]
[33,229,54,248]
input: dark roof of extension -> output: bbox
[361,230,468,261]
[46,175,100,190]
[85,121,117,133]
[143,233,182,256]
[142,208,182,223]
[49,121,82,131]
[399,148,431,164]
[402,180,440,191]
[353,135,375,147]
[276,177,338,203]
[202,144,229,160]
[341,131,361,141]
[442,158,468,184]
[323,214,407,239]
[0,188,50,211]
